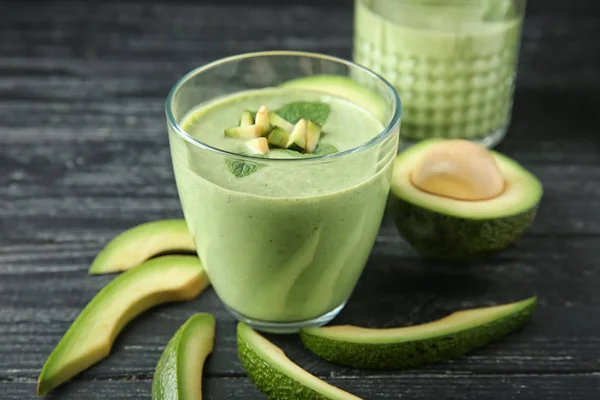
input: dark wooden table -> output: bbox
[1,0,599,398]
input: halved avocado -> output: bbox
[152,313,216,400]
[37,255,210,396]
[388,139,543,261]
[89,219,195,275]
[237,322,361,400]
[300,297,537,369]
[280,75,386,121]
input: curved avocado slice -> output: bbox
[280,75,387,121]
[300,297,537,370]
[37,255,210,396]
[152,313,216,400]
[388,139,543,261]
[237,322,361,400]
[89,219,195,274]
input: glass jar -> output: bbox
[354,0,526,147]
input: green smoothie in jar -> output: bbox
[354,0,525,147]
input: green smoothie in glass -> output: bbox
[354,0,525,147]
[166,52,401,333]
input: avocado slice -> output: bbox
[300,297,537,370]
[237,322,361,400]
[388,139,543,261]
[37,255,210,396]
[267,127,291,149]
[89,219,195,275]
[268,111,294,132]
[240,110,254,127]
[280,75,386,121]
[152,313,216,400]
[305,120,322,153]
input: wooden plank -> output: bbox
[1,160,600,237]
[0,3,598,90]
[88,0,600,15]
[2,374,600,400]
[1,90,599,165]
[1,1,599,399]
[1,236,599,379]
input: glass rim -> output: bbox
[165,50,402,163]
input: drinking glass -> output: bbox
[354,0,526,147]
[166,51,401,333]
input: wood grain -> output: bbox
[1,0,599,399]
[2,374,600,400]
[2,162,600,237]
[1,235,599,380]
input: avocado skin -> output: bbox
[152,320,185,400]
[237,325,330,400]
[300,299,537,370]
[387,195,538,262]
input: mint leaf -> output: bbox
[313,143,338,156]
[226,159,265,178]
[275,102,330,125]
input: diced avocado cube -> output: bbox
[305,121,322,153]
[268,112,294,132]
[246,137,270,155]
[225,125,261,139]
[286,119,308,151]
[255,105,272,136]
[240,110,254,127]
[267,127,291,149]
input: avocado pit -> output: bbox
[388,138,543,261]
[409,139,505,201]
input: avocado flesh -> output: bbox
[89,219,195,274]
[268,112,294,132]
[224,125,261,139]
[152,313,216,400]
[300,297,537,370]
[280,75,386,121]
[240,110,254,127]
[305,120,322,153]
[246,137,270,155]
[37,255,210,396]
[237,322,361,400]
[286,119,308,151]
[388,139,543,261]
[267,127,291,149]
[254,107,272,136]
